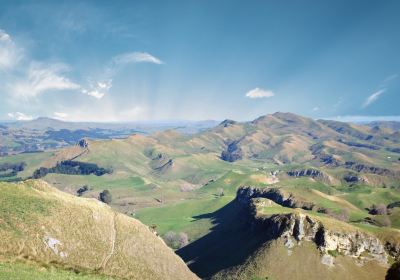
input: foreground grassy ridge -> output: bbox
[0,180,198,280]
[0,261,116,280]
[0,181,54,234]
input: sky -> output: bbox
[0,0,399,122]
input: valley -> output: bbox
[1,112,400,279]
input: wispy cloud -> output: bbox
[312,106,320,112]
[245,88,275,99]
[381,74,398,85]
[0,29,80,100]
[7,112,34,121]
[11,63,80,99]
[89,52,162,99]
[362,89,385,108]
[112,52,163,65]
[0,29,22,70]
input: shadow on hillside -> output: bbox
[176,199,270,279]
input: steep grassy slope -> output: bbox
[0,180,198,280]
[212,240,388,280]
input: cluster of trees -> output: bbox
[0,162,26,178]
[33,160,112,179]
[163,231,189,249]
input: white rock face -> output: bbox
[254,212,388,266]
[43,236,67,258]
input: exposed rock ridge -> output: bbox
[286,168,332,183]
[236,186,389,266]
[344,161,398,177]
[221,140,243,162]
[237,186,315,210]
[253,210,387,264]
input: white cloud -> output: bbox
[362,89,385,108]
[0,29,22,70]
[82,79,112,99]
[112,52,163,65]
[86,90,105,99]
[312,106,320,111]
[245,87,275,98]
[82,51,161,100]
[53,112,68,119]
[0,30,11,42]
[11,63,80,99]
[7,112,34,121]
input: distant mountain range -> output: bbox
[0,117,218,155]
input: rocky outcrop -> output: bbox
[319,154,341,166]
[235,187,394,267]
[219,119,237,128]
[77,138,89,148]
[251,212,388,265]
[237,186,315,210]
[287,168,323,178]
[343,173,367,184]
[344,161,397,177]
[221,140,243,162]
[286,169,332,183]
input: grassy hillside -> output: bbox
[0,261,117,280]
[0,180,198,280]
[1,113,400,279]
[212,240,388,280]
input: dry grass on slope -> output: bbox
[212,240,387,280]
[0,180,198,280]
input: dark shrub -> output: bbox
[369,204,387,215]
[99,190,112,204]
[77,185,89,196]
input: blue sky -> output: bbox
[0,0,399,122]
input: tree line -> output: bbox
[33,160,112,179]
